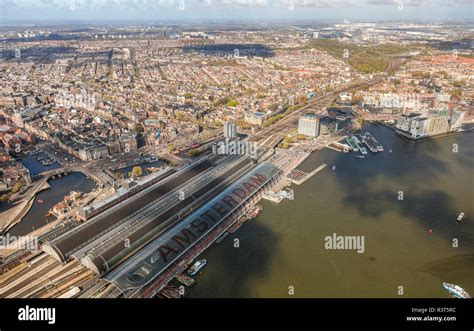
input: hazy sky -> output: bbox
[1,0,473,22]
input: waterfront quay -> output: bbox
[0,124,345,299]
[186,123,474,298]
[2,124,469,299]
[0,152,271,297]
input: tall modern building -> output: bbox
[298,114,320,138]
[427,115,449,135]
[396,109,460,139]
[319,116,337,135]
[450,110,465,131]
[223,122,237,138]
[396,113,422,132]
[409,117,430,138]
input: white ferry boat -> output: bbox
[187,259,207,276]
[442,282,471,298]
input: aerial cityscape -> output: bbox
[0,0,472,305]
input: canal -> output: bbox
[8,172,96,237]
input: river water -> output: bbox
[19,152,61,177]
[8,172,96,237]
[188,124,474,298]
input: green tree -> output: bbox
[133,123,144,133]
[236,119,251,129]
[11,182,23,193]
[132,166,143,178]
[188,148,202,157]
[226,99,239,107]
[0,193,12,202]
[174,112,185,120]
[284,136,295,144]
[449,89,462,98]
[297,134,307,140]
[114,171,124,180]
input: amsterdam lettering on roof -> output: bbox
[105,162,281,293]
[157,171,267,264]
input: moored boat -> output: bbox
[188,259,207,276]
[215,231,229,244]
[175,274,195,287]
[442,282,471,298]
[247,205,263,220]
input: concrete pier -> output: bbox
[287,163,327,185]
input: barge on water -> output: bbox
[360,133,378,153]
[247,205,263,220]
[229,205,264,234]
[175,274,195,287]
[215,231,229,244]
[345,137,359,152]
[159,285,182,298]
[366,132,384,152]
[352,136,367,155]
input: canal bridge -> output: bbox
[32,165,111,185]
